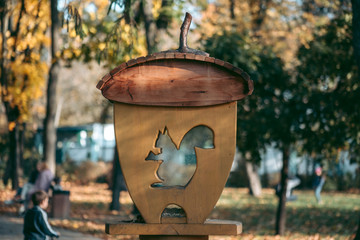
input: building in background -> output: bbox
[36,123,115,163]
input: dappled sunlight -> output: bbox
[211,189,359,239]
[0,182,358,239]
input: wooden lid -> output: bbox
[97,52,253,107]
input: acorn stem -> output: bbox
[178,12,192,52]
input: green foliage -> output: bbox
[226,170,249,188]
[203,31,294,164]
[322,172,360,191]
[296,12,360,159]
[202,9,360,180]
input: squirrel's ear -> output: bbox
[163,127,168,135]
[157,129,164,137]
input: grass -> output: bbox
[211,188,359,239]
[0,182,359,239]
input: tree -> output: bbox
[107,0,182,54]
[296,12,358,165]
[43,0,60,175]
[109,148,127,211]
[228,0,262,196]
[1,0,78,182]
[198,0,328,198]
[203,30,300,235]
[0,0,139,187]
[296,9,360,237]
[275,144,290,235]
[351,1,359,238]
[352,0,360,71]
[200,0,360,234]
[198,0,329,67]
[0,0,50,189]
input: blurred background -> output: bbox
[0,0,359,239]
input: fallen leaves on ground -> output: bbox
[0,182,358,239]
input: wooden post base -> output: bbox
[106,219,241,237]
[140,235,208,240]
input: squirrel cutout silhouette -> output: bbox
[146,125,214,188]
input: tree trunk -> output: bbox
[262,153,270,188]
[99,102,111,123]
[8,125,21,190]
[251,0,270,33]
[110,148,127,211]
[1,0,26,189]
[352,0,360,71]
[229,0,235,19]
[3,116,22,190]
[2,103,22,189]
[0,0,9,187]
[305,154,309,188]
[142,0,157,54]
[19,123,25,173]
[245,161,262,197]
[275,144,290,235]
[43,0,59,174]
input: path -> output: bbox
[0,216,102,240]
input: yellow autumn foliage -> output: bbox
[8,122,16,131]
[98,42,106,51]
[1,0,50,124]
[1,0,157,125]
[93,0,109,12]
[152,0,162,19]
[198,0,334,69]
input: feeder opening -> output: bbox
[145,125,214,188]
[161,204,187,224]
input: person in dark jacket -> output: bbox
[23,190,60,240]
[313,166,326,204]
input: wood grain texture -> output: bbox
[140,236,208,240]
[97,52,253,107]
[106,219,242,235]
[101,59,250,106]
[113,102,237,224]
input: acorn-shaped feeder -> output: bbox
[97,12,253,240]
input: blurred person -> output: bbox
[33,162,55,193]
[24,162,55,213]
[50,177,63,191]
[23,190,60,240]
[275,177,301,201]
[5,162,41,206]
[313,166,326,204]
[286,176,301,201]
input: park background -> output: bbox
[0,0,360,239]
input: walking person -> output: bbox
[23,190,60,240]
[5,162,41,205]
[24,163,55,213]
[313,166,326,204]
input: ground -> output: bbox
[0,182,359,240]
